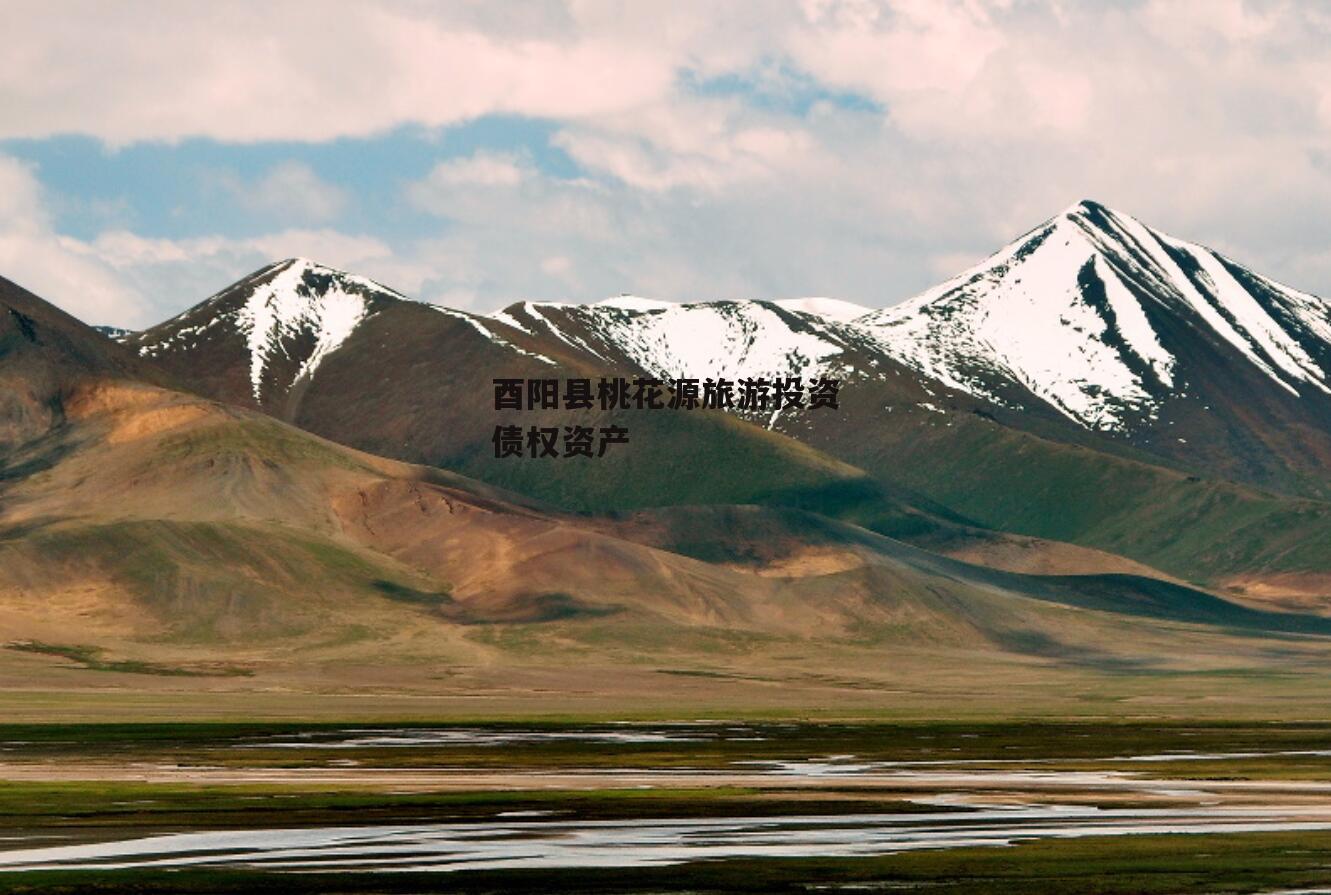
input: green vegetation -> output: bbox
[0,781,942,829]
[4,642,249,677]
[0,520,455,643]
[0,723,1328,892]
[450,409,964,543]
[833,409,1331,583]
[1,720,1329,774]
[151,416,369,473]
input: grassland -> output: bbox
[4,719,1331,770]
[807,397,1331,589]
[0,721,1330,893]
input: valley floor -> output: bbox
[1,721,1330,893]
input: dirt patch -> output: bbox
[938,533,1178,579]
[1220,573,1331,615]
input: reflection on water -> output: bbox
[3,806,1331,873]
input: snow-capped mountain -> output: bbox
[858,200,1331,433]
[122,201,1331,495]
[478,199,1331,440]
[487,298,873,388]
[127,258,413,407]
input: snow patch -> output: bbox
[856,201,1331,431]
[861,215,1174,431]
[431,306,556,365]
[234,259,373,400]
[595,295,673,313]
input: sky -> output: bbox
[1,0,1329,327]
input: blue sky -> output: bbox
[1,1,1329,327]
[0,123,577,242]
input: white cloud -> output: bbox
[540,255,574,278]
[410,153,529,194]
[0,155,147,325]
[0,154,439,328]
[552,99,817,192]
[225,162,348,223]
[0,2,680,144]
[2,1,1331,319]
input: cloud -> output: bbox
[224,162,349,223]
[2,0,1331,320]
[0,155,147,325]
[552,99,818,192]
[0,2,679,144]
[410,153,529,195]
[0,152,435,328]
[81,228,441,324]
[540,255,574,279]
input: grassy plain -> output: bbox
[1,721,1330,893]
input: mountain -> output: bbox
[1,275,169,449]
[123,258,417,414]
[14,272,1328,705]
[123,259,973,544]
[126,260,891,428]
[475,206,1331,591]
[858,200,1331,495]
[118,204,1331,597]
[484,202,1331,496]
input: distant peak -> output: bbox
[278,257,336,274]
[257,258,407,301]
[1067,198,1105,214]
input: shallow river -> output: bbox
[3,804,1331,873]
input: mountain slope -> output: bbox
[1,275,170,448]
[9,379,1331,689]
[859,200,1331,494]
[117,203,1331,597]
[123,258,415,414]
[124,261,971,543]
[14,273,1331,698]
[802,396,1331,596]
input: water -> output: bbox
[2,805,1330,873]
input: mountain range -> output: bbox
[5,199,1331,709]
[118,202,1331,587]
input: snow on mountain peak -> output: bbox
[230,259,370,399]
[132,258,407,403]
[859,201,1331,431]
[484,298,855,423]
[594,294,673,313]
[858,210,1171,430]
[594,301,848,385]
[133,208,1331,439]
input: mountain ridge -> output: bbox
[100,202,1331,594]
[14,269,1328,702]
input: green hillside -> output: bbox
[818,406,1331,586]
[445,407,973,542]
